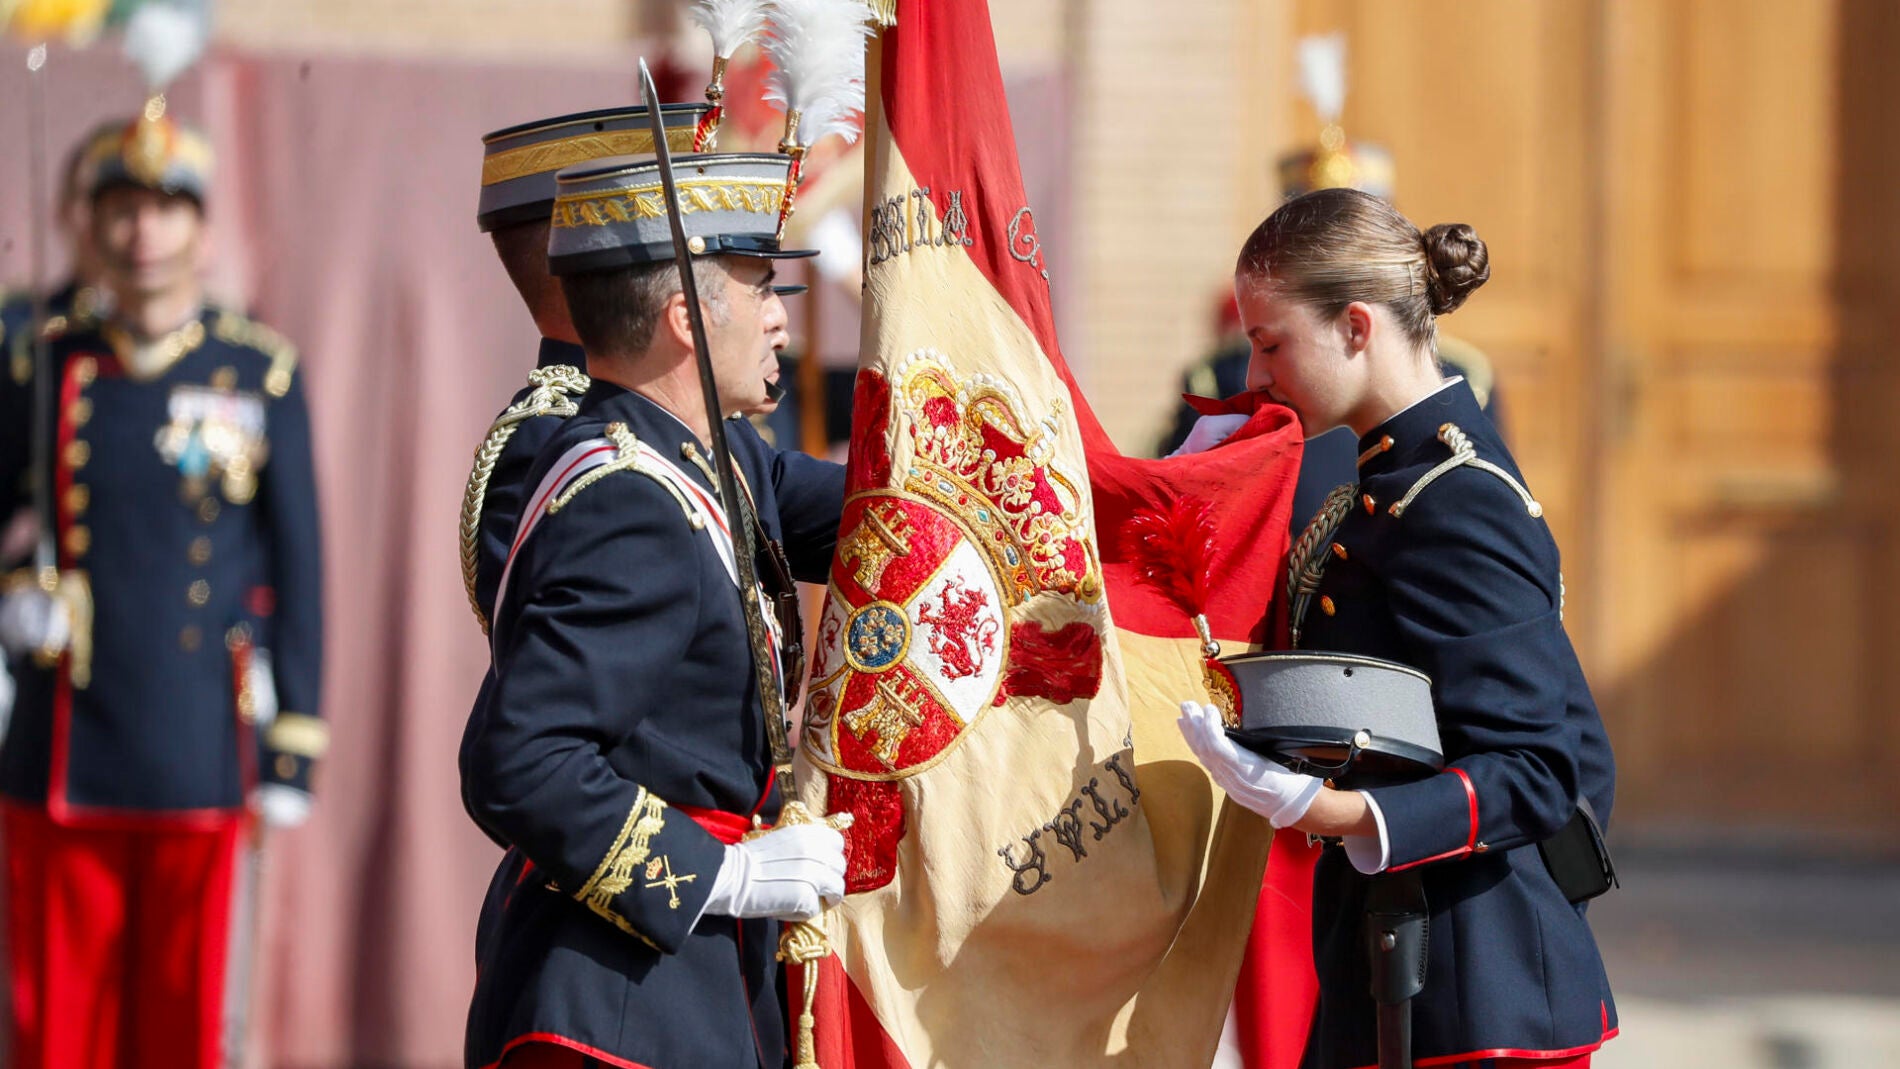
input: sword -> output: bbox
[637,59,793,771]
[637,61,842,1069]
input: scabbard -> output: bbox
[1364,869,1429,1069]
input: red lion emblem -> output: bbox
[914,578,1000,680]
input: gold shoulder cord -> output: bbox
[1387,423,1542,520]
[459,364,591,633]
[1287,483,1357,648]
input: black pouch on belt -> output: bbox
[1538,797,1618,903]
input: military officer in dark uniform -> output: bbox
[0,109,325,1069]
[459,105,809,860]
[1177,188,1617,1068]
[2,119,123,527]
[460,152,848,1069]
[2,119,123,500]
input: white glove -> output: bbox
[256,783,313,829]
[1176,701,1323,828]
[1168,413,1250,458]
[0,588,70,659]
[0,657,13,745]
[702,822,848,922]
[247,649,279,726]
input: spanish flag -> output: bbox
[794,2,1312,1064]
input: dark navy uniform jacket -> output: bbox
[461,381,843,1069]
[1293,380,1616,1068]
[0,307,325,823]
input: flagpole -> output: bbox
[799,271,826,456]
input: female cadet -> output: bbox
[1177,188,1618,1068]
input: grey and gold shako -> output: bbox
[477,104,711,232]
[547,153,819,275]
[1219,650,1443,785]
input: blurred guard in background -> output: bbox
[0,107,325,1069]
[0,119,121,392]
[1157,34,1504,532]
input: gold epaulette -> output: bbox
[1387,422,1542,520]
[211,311,299,398]
[458,364,591,633]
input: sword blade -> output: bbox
[637,61,796,772]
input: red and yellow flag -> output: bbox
[794,3,1312,1064]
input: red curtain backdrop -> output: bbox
[0,43,1068,1068]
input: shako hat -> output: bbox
[546,152,818,276]
[477,104,713,232]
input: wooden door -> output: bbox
[1598,0,1900,836]
[1295,0,1900,836]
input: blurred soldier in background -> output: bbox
[1,119,120,381]
[0,109,325,1069]
[2,119,123,567]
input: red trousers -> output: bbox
[4,805,242,1069]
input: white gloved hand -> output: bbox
[702,822,848,922]
[1168,413,1251,458]
[1176,701,1323,828]
[256,783,313,829]
[0,588,71,659]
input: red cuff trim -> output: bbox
[1387,768,1480,873]
[480,1032,656,1069]
[1345,1024,1617,1068]
[1453,767,1478,851]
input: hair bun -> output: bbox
[1421,223,1489,315]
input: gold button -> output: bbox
[72,357,97,386]
[1320,595,1336,616]
[198,498,221,523]
[274,754,298,780]
[1331,542,1349,561]
[187,580,211,607]
[179,626,202,651]
[1361,493,1376,516]
[225,623,253,650]
[687,235,707,254]
[211,366,238,391]
[69,398,93,426]
[64,485,89,515]
[62,525,90,558]
[189,536,213,565]
[64,440,90,469]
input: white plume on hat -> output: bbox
[690,0,769,62]
[763,0,874,149]
[1296,32,1348,125]
[122,1,210,91]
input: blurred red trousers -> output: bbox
[4,805,240,1069]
